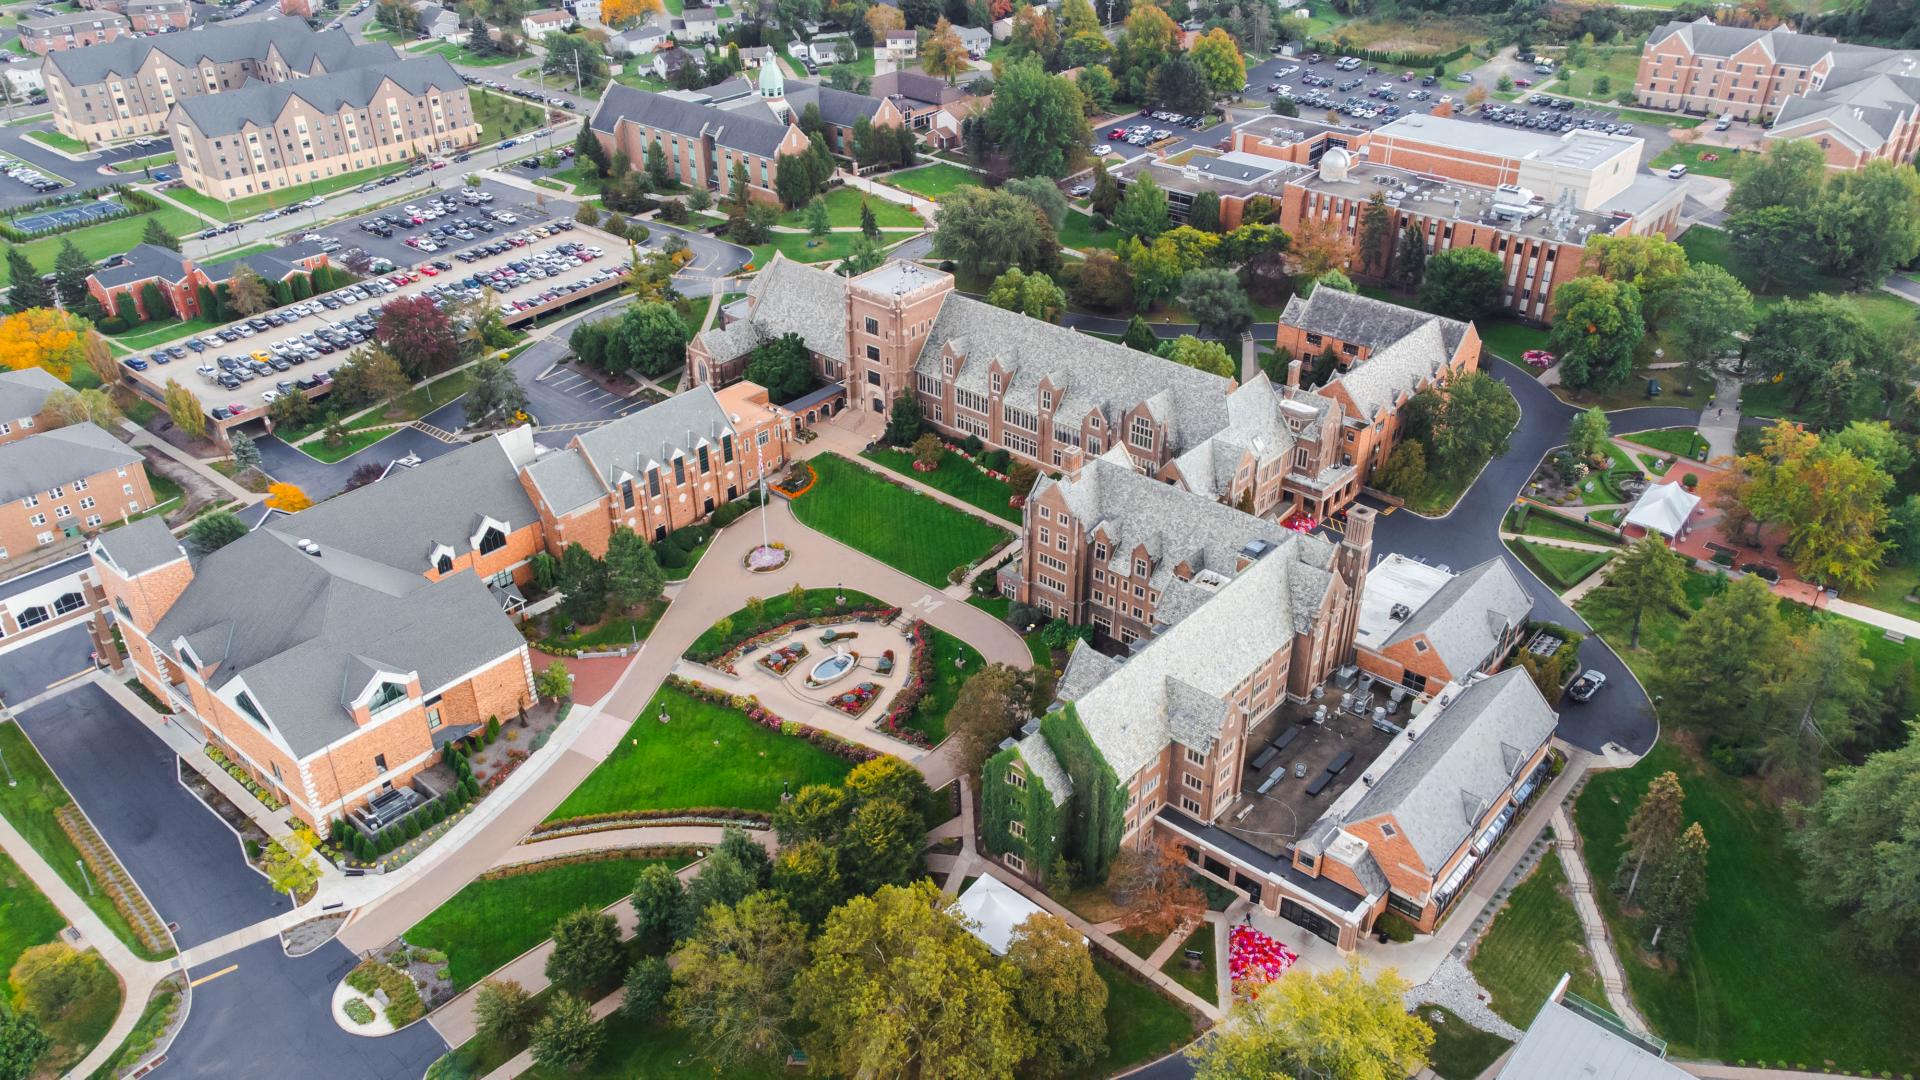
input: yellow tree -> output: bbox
[921,18,970,84]
[1188,27,1245,99]
[864,3,903,40]
[163,379,206,439]
[0,308,84,382]
[82,328,119,390]
[267,483,312,512]
[1191,960,1433,1080]
[600,0,661,28]
[1290,215,1357,281]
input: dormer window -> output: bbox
[234,691,269,730]
[1040,389,1052,411]
[990,372,1002,394]
[367,681,407,712]
[478,527,506,555]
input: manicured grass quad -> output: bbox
[1420,1005,1513,1080]
[545,684,855,824]
[859,446,1020,523]
[778,186,922,231]
[880,162,984,200]
[1465,854,1606,1027]
[406,854,689,991]
[1506,539,1612,591]
[789,454,1011,587]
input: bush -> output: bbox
[346,960,426,1026]
[981,449,1011,472]
[711,500,747,528]
[1681,472,1699,489]
[343,997,376,1025]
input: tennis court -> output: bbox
[12,200,122,235]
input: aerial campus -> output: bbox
[0,0,1917,1078]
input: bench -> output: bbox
[1326,749,1355,776]
[1250,746,1280,773]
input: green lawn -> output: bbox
[292,425,400,464]
[1559,366,1712,413]
[748,229,915,268]
[474,89,550,145]
[545,684,857,823]
[1420,1005,1514,1080]
[26,128,85,154]
[1549,46,1642,104]
[0,723,168,960]
[1466,854,1605,1028]
[1507,538,1611,591]
[415,40,522,66]
[522,1015,784,1080]
[900,628,983,745]
[858,447,1019,523]
[778,185,922,230]
[105,316,222,352]
[406,854,690,991]
[1575,740,1920,1072]
[1159,923,1217,1005]
[1620,427,1707,459]
[685,587,884,659]
[613,60,671,93]
[1506,506,1620,547]
[1059,210,1124,254]
[544,600,670,652]
[0,849,66,978]
[108,151,177,174]
[1649,142,1749,180]
[1110,926,1161,959]
[881,162,984,200]
[790,454,1012,587]
[1073,957,1201,1080]
[282,366,476,445]
[967,594,1054,668]
[166,159,413,222]
[0,204,203,286]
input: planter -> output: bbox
[744,543,790,572]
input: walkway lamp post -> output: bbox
[75,860,93,896]
[0,740,14,787]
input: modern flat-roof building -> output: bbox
[1112,111,1687,321]
[1353,554,1532,695]
[20,11,130,56]
[0,422,153,563]
[1499,974,1686,1079]
[1636,17,1920,169]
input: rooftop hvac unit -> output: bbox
[1388,602,1412,620]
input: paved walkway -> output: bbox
[1699,376,1742,460]
[120,421,260,504]
[490,824,773,872]
[1549,805,1652,1035]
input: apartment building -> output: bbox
[20,11,130,56]
[41,21,406,147]
[0,368,67,446]
[1352,553,1532,695]
[0,423,153,561]
[1636,17,1920,169]
[1112,111,1687,322]
[88,240,330,322]
[169,56,476,200]
[125,0,191,32]
[589,83,811,204]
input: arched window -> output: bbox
[478,527,506,555]
[15,606,49,629]
[435,553,454,573]
[53,592,85,616]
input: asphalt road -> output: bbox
[168,939,447,1080]
[14,682,293,948]
[0,620,95,705]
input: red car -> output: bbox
[1108,127,1127,139]
[1515,77,1533,87]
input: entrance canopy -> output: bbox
[954,874,1070,956]
[1623,481,1699,538]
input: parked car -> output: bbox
[1568,670,1607,702]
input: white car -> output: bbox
[1091,144,1112,156]
[261,390,282,404]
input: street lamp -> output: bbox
[0,740,15,788]
[75,860,93,896]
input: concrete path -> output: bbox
[120,421,260,504]
[1822,595,1920,639]
[1498,531,1618,555]
[490,824,773,872]
[1698,376,1743,460]
[1549,805,1653,1036]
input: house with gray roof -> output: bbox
[0,422,153,574]
[0,423,143,506]
[589,83,810,203]
[0,368,68,442]
[606,23,667,57]
[88,241,330,324]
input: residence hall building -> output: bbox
[1351,553,1533,696]
[20,11,130,57]
[1113,112,1687,322]
[693,257,1475,526]
[1636,17,1920,170]
[168,54,476,201]
[87,240,329,322]
[0,368,68,446]
[125,0,192,32]
[983,475,1560,949]
[0,422,153,561]
[40,21,427,148]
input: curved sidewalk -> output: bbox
[491,824,773,872]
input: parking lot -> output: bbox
[120,193,627,427]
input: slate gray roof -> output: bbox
[1280,288,1468,420]
[0,423,142,504]
[92,515,185,578]
[174,55,462,138]
[694,254,851,366]
[0,367,67,422]
[1054,639,1119,703]
[45,20,366,85]
[524,449,606,516]
[25,11,128,32]
[590,82,793,158]
[1062,524,1336,780]
[783,82,884,127]
[150,528,526,758]
[572,383,735,486]
[1499,992,1691,1080]
[1168,372,1301,500]
[1383,558,1531,678]
[90,243,189,290]
[915,292,1234,451]
[263,433,538,573]
[871,70,963,106]
[1014,731,1072,807]
[201,239,325,286]
[1038,447,1292,598]
[1338,668,1557,873]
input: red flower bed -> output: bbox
[1228,925,1299,994]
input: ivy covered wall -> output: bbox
[980,743,1065,884]
[1041,705,1127,883]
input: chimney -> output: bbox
[1286,355,1304,389]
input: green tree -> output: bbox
[631,861,691,951]
[225,264,272,317]
[1357,191,1391,276]
[1153,53,1211,115]
[1549,275,1644,394]
[1185,190,1221,233]
[839,233,884,277]
[621,956,670,1021]
[1188,26,1244,97]
[536,659,571,701]
[745,332,814,402]
[883,390,922,445]
[1180,267,1252,340]
[463,356,529,422]
[985,61,1093,179]
[1387,224,1426,292]
[931,185,1060,278]
[545,906,626,993]
[685,827,772,919]
[1640,821,1708,955]
[229,429,260,471]
[557,542,609,626]
[1791,730,1920,959]
[614,301,690,378]
[985,268,1067,321]
[1112,172,1170,241]
[261,833,320,897]
[1431,371,1518,475]
[603,528,664,612]
[1567,406,1611,463]
[1768,621,1878,789]
[804,198,832,246]
[795,880,1030,1078]
[1121,313,1159,353]
[1724,206,1801,293]
[1585,232,1689,301]
[645,137,671,188]
[1076,62,1116,114]
[771,837,845,927]
[1809,158,1920,287]
[1007,913,1107,1077]
[1651,573,1790,734]
[1746,294,1869,414]
[1158,334,1235,378]
[668,892,811,1068]
[0,1004,49,1080]
[473,979,535,1043]
[772,783,848,846]
[1616,770,1685,903]
[51,239,93,310]
[140,216,180,252]
[859,199,879,240]
[163,379,207,440]
[1089,158,1121,217]
[1417,246,1503,321]
[1190,959,1431,1080]
[1727,136,1828,218]
[529,993,604,1071]
[1370,440,1427,498]
[7,944,108,1023]
[836,796,923,895]
[576,124,611,177]
[948,663,1027,778]
[4,248,52,312]
[186,510,249,555]
[1600,536,1690,650]
[1658,262,1752,384]
[1005,176,1069,229]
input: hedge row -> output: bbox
[478,845,698,881]
[1302,39,1473,69]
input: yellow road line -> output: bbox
[189,964,237,988]
[43,668,92,692]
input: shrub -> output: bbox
[1681,472,1699,489]
[346,960,425,1026]
[343,997,376,1025]
[486,715,501,743]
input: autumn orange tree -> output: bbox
[1109,835,1205,938]
[266,483,312,512]
[0,308,85,382]
[600,0,660,28]
[921,18,969,84]
[863,3,903,39]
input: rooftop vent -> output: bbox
[298,539,321,557]
[1239,538,1274,561]
[1388,602,1412,621]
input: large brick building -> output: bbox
[0,423,153,564]
[20,11,130,56]
[0,368,68,446]
[1111,111,1687,322]
[88,240,330,322]
[1635,17,1920,170]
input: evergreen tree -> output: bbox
[4,247,52,312]
[1121,314,1158,352]
[859,199,879,240]
[52,239,92,309]
[1617,770,1684,903]
[1641,822,1708,955]
[1598,536,1690,650]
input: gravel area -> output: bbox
[282,912,348,957]
[1404,955,1524,1041]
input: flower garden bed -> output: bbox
[690,603,897,670]
[744,542,790,572]
[1227,925,1298,998]
[204,743,284,810]
[827,681,882,717]
[758,641,809,675]
[877,619,937,747]
[345,957,428,1027]
[771,462,816,498]
[668,676,885,763]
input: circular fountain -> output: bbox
[808,649,856,687]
